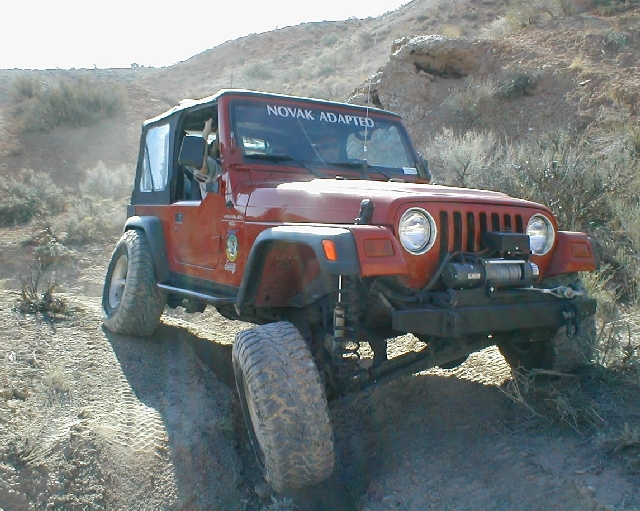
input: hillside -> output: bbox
[2,0,639,190]
[1,0,640,509]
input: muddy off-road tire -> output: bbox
[499,278,596,372]
[102,229,166,337]
[232,322,334,493]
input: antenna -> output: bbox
[362,32,378,176]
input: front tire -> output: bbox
[233,322,334,493]
[102,229,166,337]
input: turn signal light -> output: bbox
[322,240,338,261]
[363,239,394,257]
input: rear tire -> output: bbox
[102,230,166,337]
[233,322,334,493]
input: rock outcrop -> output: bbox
[350,35,498,117]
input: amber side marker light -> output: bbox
[322,240,338,261]
[363,239,394,257]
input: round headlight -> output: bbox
[527,214,555,255]
[399,208,436,254]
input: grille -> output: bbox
[438,210,524,254]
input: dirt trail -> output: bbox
[0,293,243,510]
[1,289,639,510]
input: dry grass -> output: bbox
[17,262,68,317]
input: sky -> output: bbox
[2,0,410,70]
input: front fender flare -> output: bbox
[236,226,360,309]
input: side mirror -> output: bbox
[178,135,206,167]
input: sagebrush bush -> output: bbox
[244,63,274,80]
[8,74,43,102]
[15,77,126,131]
[80,162,132,200]
[497,72,539,98]
[428,129,500,187]
[63,198,125,245]
[441,78,497,127]
[322,34,339,47]
[0,169,67,226]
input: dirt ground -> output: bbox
[1,241,639,511]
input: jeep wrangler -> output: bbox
[102,89,597,492]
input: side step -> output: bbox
[157,283,237,305]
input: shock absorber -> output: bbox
[331,275,361,376]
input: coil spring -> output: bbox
[332,276,361,375]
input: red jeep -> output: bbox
[103,89,597,492]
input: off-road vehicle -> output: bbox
[103,89,597,492]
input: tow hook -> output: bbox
[562,310,578,338]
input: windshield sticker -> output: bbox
[403,167,418,175]
[266,105,375,128]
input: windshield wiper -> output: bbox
[244,153,325,178]
[329,160,393,181]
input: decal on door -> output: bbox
[224,232,238,273]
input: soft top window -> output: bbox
[140,123,170,192]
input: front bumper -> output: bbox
[392,292,596,338]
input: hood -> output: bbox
[240,178,551,225]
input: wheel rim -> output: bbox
[108,254,128,309]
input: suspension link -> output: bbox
[331,275,361,376]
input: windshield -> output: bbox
[230,99,422,178]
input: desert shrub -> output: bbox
[245,63,274,80]
[602,29,629,49]
[315,63,336,78]
[9,74,43,102]
[63,198,125,245]
[79,162,132,200]
[441,78,498,127]
[428,129,500,187]
[17,258,68,317]
[482,16,519,38]
[17,227,72,319]
[497,72,539,98]
[497,132,618,231]
[473,129,636,234]
[19,77,126,131]
[358,31,376,50]
[591,0,639,15]
[0,169,67,226]
[322,34,339,47]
